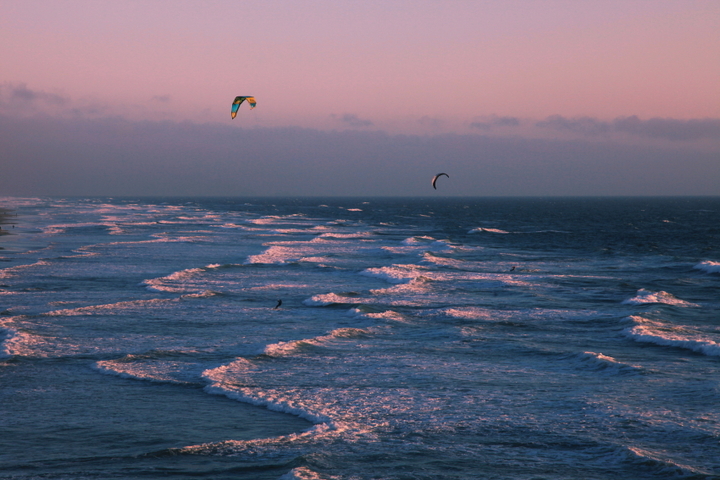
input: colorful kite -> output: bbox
[231,96,256,119]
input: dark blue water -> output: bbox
[1,196,719,479]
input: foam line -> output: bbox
[694,260,720,274]
[622,316,720,356]
[622,289,698,307]
[567,351,643,375]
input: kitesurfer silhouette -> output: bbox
[432,173,449,190]
[273,299,282,309]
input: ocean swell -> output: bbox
[622,316,720,356]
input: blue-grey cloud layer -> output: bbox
[4,83,68,105]
[333,113,374,128]
[470,116,521,131]
[537,115,720,142]
[1,114,718,197]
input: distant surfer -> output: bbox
[510,266,516,272]
[273,299,282,309]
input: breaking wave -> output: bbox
[566,351,643,375]
[694,260,720,274]
[260,328,373,357]
[622,315,720,356]
[622,289,698,307]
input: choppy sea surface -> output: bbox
[1,196,719,480]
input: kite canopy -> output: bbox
[432,173,449,189]
[231,96,257,119]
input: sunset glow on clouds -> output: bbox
[1,0,719,196]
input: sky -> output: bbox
[1,0,719,197]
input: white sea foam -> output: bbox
[45,298,173,316]
[347,308,407,323]
[247,215,309,225]
[41,222,103,235]
[622,316,720,356]
[368,277,434,298]
[246,245,305,264]
[278,467,332,480]
[318,231,372,239]
[246,236,377,265]
[245,239,334,264]
[694,260,720,274]
[0,260,50,279]
[383,238,453,255]
[202,357,256,385]
[180,290,219,299]
[421,252,465,267]
[444,307,508,322]
[200,355,377,445]
[445,307,599,324]
[0,326,23,358]
[260,328,372,357]
[303,292,369,306]
[622,289,698,307]
[568,351,643,375]
[468,227,510,234]
[141,266,211,293]
[402,236,435,244]
[363,265,534,292]
[422,252,527,275]
[607,445,712,478]
[203,384,334,426]
[94,357,198,384]
[360,264,429,284]
[0,326,57,359]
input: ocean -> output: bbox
[1,196,719,480]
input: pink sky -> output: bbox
[2,0,719,133]
[2,1,720,197]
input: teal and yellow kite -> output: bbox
[231,96,256,119]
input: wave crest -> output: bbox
[694,260,720,274]
[622,289,698,307]
[622,316,720,356]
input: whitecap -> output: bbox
[0,326,56,359]
[401,236,435,244]
[0,260,50,279]
[94,357,197,384]
[278,467,328,480]
[360,264,428,284]
[260,328,372,357]
[347,308,407,323]
[694,260,720,274]
[383,238,453,255]
[568,351,643,375]
[607,444,713,478]
[622,316,720,356]
[202,384,333,426]
[303,292,367,306]
[45,298,173,316]
[622,289,698,307]
[141,266,210,293]
[318,231,373,239]
[468,227,510,234]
